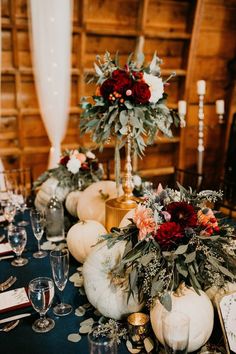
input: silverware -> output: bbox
[0,276,17,292]
[0,313,32,324]
[0,320,19,332]
[0,255,14,261]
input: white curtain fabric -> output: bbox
[28,0,72,168]
[0,8,5,190]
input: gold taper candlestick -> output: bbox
[105,126,139,231]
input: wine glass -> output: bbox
[4,202,16,229]
[50,249,72,316]
[162,311,189,354]
[17,184,29,226]
[88,325,118,354]
[30,209,47,259]
[28,277,55,333]
[7,225,28,266]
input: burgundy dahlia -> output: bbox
[132,81,151,104]
[154,222,184,249]
[100,78,116,99]
[166,202,197,229]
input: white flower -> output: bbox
[86,151,95,159]
[143,73,164,103]
[66,157,81,174]
[133,174,142,187]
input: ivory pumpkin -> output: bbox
[35,177,70,211]
[67,220,107,264]
[77,181,123,226]
[206,282,236,305]
[83,241,143,320]
[65,190,83,217]
[150,285,214,352]
[119,209,135,228]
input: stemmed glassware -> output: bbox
[162,311,190,354]
[4,202,16,229]
[88,326,118,354]
[50,249,72,316]
[30,209,47,259]
[28,277,55,333]
[17,184,29,226]
[7,225,28,267]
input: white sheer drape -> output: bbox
[28,0,72,168]
[0,8,5,190]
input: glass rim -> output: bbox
[50,248,69,258]
[88,327,116,347]
[28,277,54,291]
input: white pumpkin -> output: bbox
[35,177,70,211]
[83,240,143,320]
[119,209,135,228]
[67,220,107,264]
[150,285,214,352]
[65,190,83,217]
[77,181,123,226]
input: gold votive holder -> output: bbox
[127,312,150,348]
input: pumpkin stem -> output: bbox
[78,220,86,225]
[174,282,186,297]
[99,189,109,200]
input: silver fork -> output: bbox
[0,320,19,332]
[0,276,17,292]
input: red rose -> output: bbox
[80,162,90,171]
[132,71,143,80]
[59,155,70,166]
[167,202,197,229]
[154,222,184,249]
[132,81,151,104]
[100,78,116,99]
[112,70,132,94]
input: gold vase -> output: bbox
[105,127,139,231]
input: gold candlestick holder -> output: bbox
[105,127,139,231]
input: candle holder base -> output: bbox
[105,195,139,231]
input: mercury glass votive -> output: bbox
[127,312,150,348]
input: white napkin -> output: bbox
[0,242,12,255]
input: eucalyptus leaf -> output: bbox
[119,110,129,126]
[174,244,188,255]
[185,251,196,264]
[160,293,172,311]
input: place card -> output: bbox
[217,291,236,354]
[0,287,31,313]
[0,242,12,255]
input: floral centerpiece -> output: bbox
[100,184,236,310]
[34,148,103,191]
[33,148,103,214]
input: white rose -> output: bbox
[143,73,164,103]
[66,157,81,174]
[86,151,96,159]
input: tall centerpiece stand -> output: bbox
[105,126,138,231]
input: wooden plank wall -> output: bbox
[1,0,236,188]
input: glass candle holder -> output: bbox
[127,312,150,348]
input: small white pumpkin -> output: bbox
[150,285,214,352]
[65,190,83,217]
[77,181,123,226]
[83,240,143,320]
[119,209,135,228]
[35,177,70,211]
[67,220,107,264]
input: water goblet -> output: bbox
[7,225,28,266]
[30,209,47,259]
[50,248,72,316]
[88,325,118,354]
[162,311,190,354]
[28,277,55,333]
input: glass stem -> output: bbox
[37,240,41,253]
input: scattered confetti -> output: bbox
[67,333,81,343]
[126,340,141,353]
[94,309,102,316]
[80,318,94,327]
[75,306,86,317]
[144,337,154,353]
[82,302,91,309]
[79,325,93,334]
[69,273,82,283]
[41,241,56,250]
